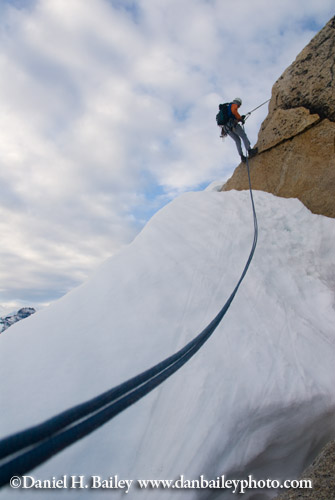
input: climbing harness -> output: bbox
[0,159,258,488]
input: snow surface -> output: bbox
[1,188,335,499]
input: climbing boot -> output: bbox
[248,147,258,158]
[240,154,246,163]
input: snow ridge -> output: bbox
[0,189,334,500]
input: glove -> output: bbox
[241,115,246,124]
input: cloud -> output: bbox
[0,0,333,308]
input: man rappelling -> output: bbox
[216,98,258,163]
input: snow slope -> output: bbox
[1,188,335,499]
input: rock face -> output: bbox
[274,440,335,500]
[222,16,335,219]
[0,307,36,333]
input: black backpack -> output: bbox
[216,103,231,126]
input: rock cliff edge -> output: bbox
[221,16,335,219]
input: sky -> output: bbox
[0,0,333,311]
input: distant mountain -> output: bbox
[0,307,36,333]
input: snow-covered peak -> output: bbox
[0,307,36,333]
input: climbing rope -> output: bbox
[0,158,258,488]
[244,98,270,121]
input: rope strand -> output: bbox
[0,165,258,488]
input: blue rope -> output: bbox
[0,160,258,488]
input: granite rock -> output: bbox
[221,17,335,219]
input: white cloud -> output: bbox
[0,0,333,308]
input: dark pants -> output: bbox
[226,123,251,156]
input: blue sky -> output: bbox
[0,0,333,312]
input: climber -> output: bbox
[218,98,258,163]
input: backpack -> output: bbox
[216,103,231,126]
